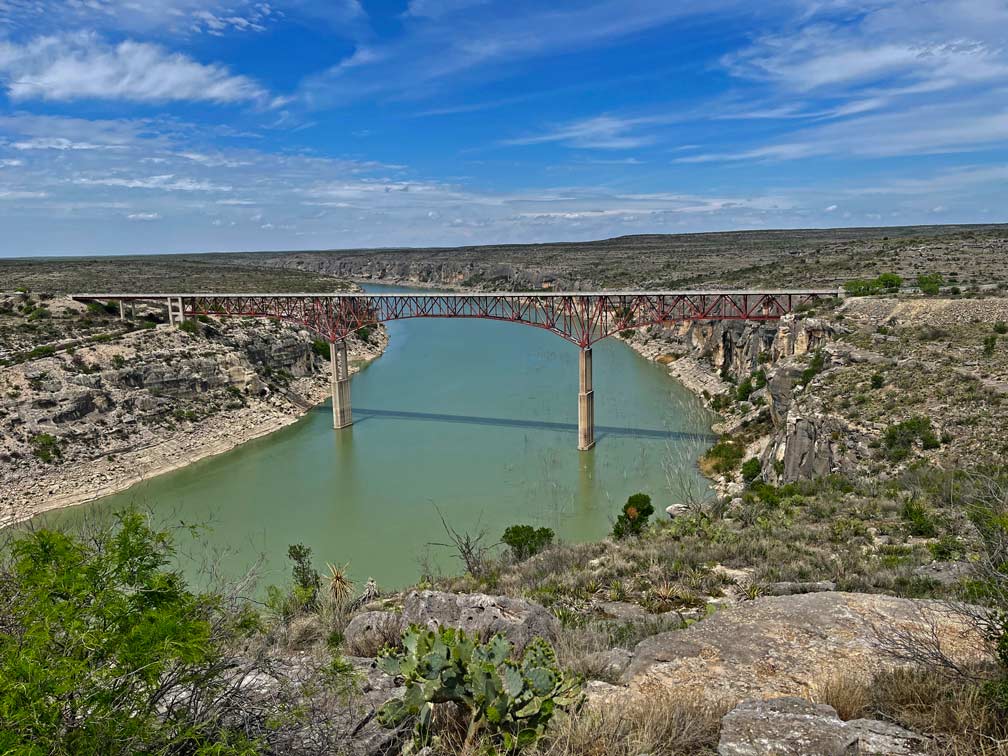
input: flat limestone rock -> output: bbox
[621,592,982,703]
[717,698,929,756]
[400,590,559,651]
[718,697,857,756]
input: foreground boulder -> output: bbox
[400,590,559,650]
[622,592,982,701]
[718,697,927,755]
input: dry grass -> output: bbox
[816,668,1008,755]
[527,693,726,756]
[417,692,726,756]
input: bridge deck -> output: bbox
[73,289,837,298]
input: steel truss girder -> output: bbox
[74,291,833,347]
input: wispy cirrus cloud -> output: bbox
[0,32,274,105]
[297,0,737,106]
[502,115,667,150]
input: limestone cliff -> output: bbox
[0,296,386,524]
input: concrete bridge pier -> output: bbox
[166,297,175,326]
[578,347,595,451]
[119,300,126,320]
[330,340,353,429]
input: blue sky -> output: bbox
[0,0,1006,256]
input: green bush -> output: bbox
[0,512,264,754]
[844,279,878,297]
[871,372,885,389]
[377,625,583,752]
[843,273,901,297]
[995,322,1008,335]
[25,344,56,360]
[612,493,655,539]
[984,334,998,358]
[111,354,126,369]
[502,525,554,561]
[735,377,754,402]
[30,433,61,463]
[178,319,199,335]
[703,437,745,475]
[876,272,902,292]
[917,273,944,295]
[883,416,940,462]
[901,499,938,537]
[741,457,762,483]
[312,339,331,360]
[799,349,826,387]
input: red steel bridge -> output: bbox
[73,290,838,450]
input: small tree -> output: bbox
[876,272,902,292]
[288,542,321,611]
[917,273,944,295]
[612,493,655,539]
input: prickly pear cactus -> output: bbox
[377,625,584,752]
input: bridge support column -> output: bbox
[166,297,174,326]
[118,300,125,320]
[330,340,352,429]
[578,347,595,451]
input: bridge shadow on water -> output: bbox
[345,407,716,443]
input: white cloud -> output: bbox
[0,32,271,104]
[127,212,161,220]
[0,189,46,199]
[504,115,665,150]
[825,204,837,211]
[75,175,233,192]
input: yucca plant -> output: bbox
[326,562,354,608]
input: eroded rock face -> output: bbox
[717,698,928,756]
[399,590,559,651]
[620,592,984,703]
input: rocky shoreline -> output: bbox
[0,297,388,527]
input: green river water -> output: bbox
[43,285,715,591]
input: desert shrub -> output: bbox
[702,437,744,475]
[502,525,555,561]
[267,543,322,620]
[917,273,944,295]
[844,279,878,297]
[0,512,266,754]
[883,416,940,462]
[870,372,885,389]
[612,493,655,539]
[843,273,901,297]
[25,344,56,360]
[799,349,826,387]
[312,339,331,360]
[377,626,583,752]
[900,499,938,537]
[876,272,902,292]
[984,334,998,358]
[355,325,373,342]
[741,457,762,483]
[178,319,199,335]
[30,432,61,463]
[735,377,754,402]
[995,322,1008,335]
[111,354,126,369]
